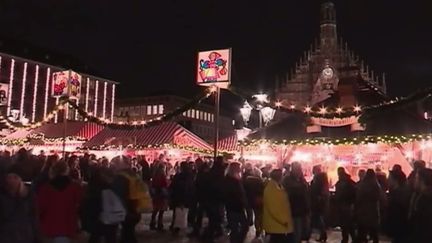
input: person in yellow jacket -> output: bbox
[263,169,294,243]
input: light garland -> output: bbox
[94,80,99,116]
[7,59,15,116]
[54,97,59,123]
[102,82,107,119]
[19,62,28,120]
[85,78,90,112]
[111,84,115,122]
[79,143,213,154]
[43,67,51,119]
[32,65,39,122]
[240,134,432,147]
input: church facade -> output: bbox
[275,1,387,108]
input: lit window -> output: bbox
[147,106,152,115]
[187,110,191,117]
[200,111,204,120]
[158,104,164,114]
[183,111,187,116]
[153,105,157,115]
[204,112,207,121]
[211,114,214,122]
[191,109,195,118]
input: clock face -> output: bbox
[322,67,333,78]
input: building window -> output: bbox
[147,106,152,115]
[187,109,191,117]
[153,105,158,115]
[183,111,187,116]
[211,114,214,122]
[191,109,195,118]
[158,104,164,114]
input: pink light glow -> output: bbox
[19,63,28,119]
[32,65,39,122]
[102,82,107,119]
[85,78,90,112]
[43,68,51,119]
[7,59,15,116]
[94,80,99,116]
[111,84,116,122]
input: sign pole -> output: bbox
[213,86,220,160]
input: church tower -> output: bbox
[320,1,337,55]
[275,1,387,108]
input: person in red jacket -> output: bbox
[36,160,83,243]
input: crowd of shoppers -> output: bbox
[0,148,432,243]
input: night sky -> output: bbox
[0,0,431,103]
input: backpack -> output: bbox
[100,189,126,224]
[121,172,153,213]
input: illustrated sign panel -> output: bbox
[0,83,9,106]
[52,70,82,99]
[197,49,231,88]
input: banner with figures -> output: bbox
[197,48,231,89]
[52,70,82,99]
[0,83,9,106]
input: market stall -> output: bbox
[82,121,213,161]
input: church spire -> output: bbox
[320,1,337,53]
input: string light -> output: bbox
[336,107,343,114]
[43,67,51,119]
[85,78,90,112]
[7,59,15,116]
[275,101,282,107]
[32,65,39,122]
[354,105,362,112]
[94,80,99,116]
[19,62,28,120]
[111,84,115,122]
[289,104,296,109]
[102,82,107,119]
[54,97,59,123]
[304,106,312,113]
[319,107,327,114]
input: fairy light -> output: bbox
[319,106,327,114]
[7,59,15,116]
[354,105,361,112]
[289,104,296,109]
[75,99,79,120]
[85,78,90,112]
[336,107,343,114]
[94,80,99,116]
[275,101,282,107]
[31,65,39,122]
[19,62,28,119]
[304,106,312,113]
[111,84,115,122]
[102,82,107,119]
[54,97,59,123]
[43,67,51,119]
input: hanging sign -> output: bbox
[197,48,231,89]
[0,83,9,106]
[311,116,358,127]
[52,70,82,99]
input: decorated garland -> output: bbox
[79,143,213,154]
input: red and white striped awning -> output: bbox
[84,122,212,150]
[5,121,104,140]
[218,134,239,152]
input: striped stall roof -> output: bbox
[84,122,212,150]
[218,134,239,152]
[30,121,104,139]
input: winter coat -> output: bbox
[151,174,169,210]
[203,166,225,205]
[335,175,356,207]
[243,176,264,209]
[36,176,83,238]
[283,175,310,218]
[223,176,248,212]
[408,191,432,243]
[0,186,37,243]
[355,179,384,227]
[263,180,294,234]
[384,185,410,239]
[310,172,330,215]
[170,172,194,208]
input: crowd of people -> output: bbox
[0,148,432,243]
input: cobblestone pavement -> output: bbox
[78,211,391,243]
